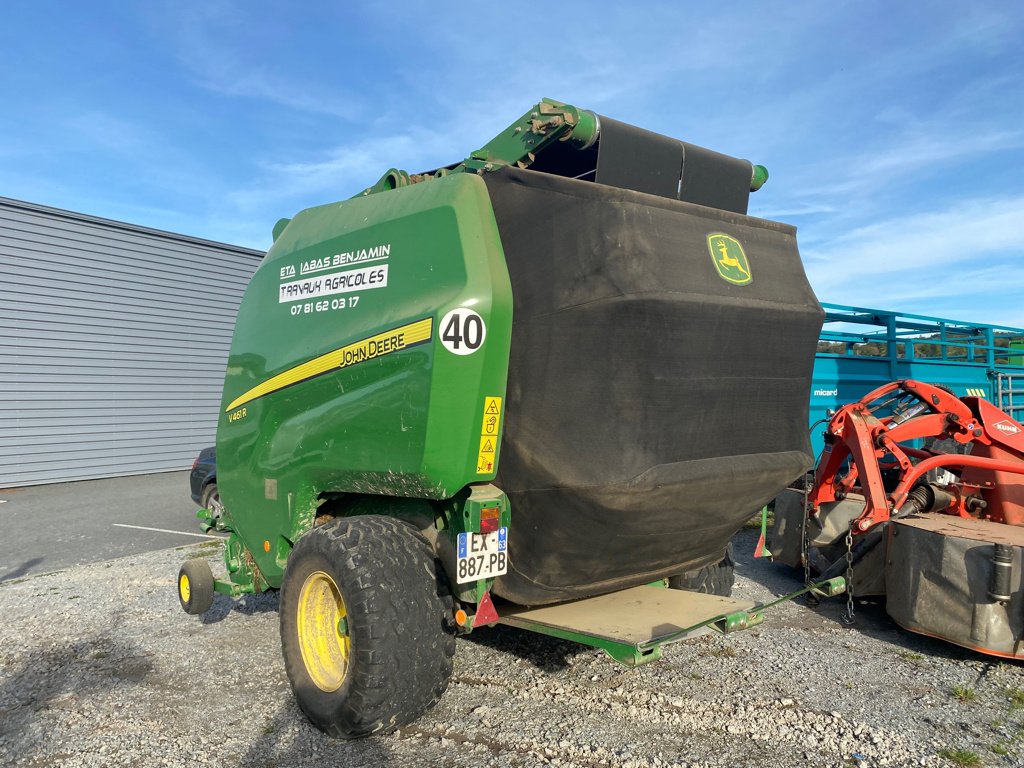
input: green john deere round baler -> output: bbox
[176,99,831,738]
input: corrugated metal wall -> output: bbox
[0,196,263,487]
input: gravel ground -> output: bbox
[2,530,1023,768]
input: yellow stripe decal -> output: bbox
[225,318,433,412]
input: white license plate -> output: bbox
[456,527,508,583]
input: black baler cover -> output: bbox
[482,167,822,606]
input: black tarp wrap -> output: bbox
[595,116,754,213]
[594,117,684,200]
[482,167,823,606]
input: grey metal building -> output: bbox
[0,196,264,487]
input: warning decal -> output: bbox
[225,318,432,412]
[481,396,501,436]
[476,396,502,474]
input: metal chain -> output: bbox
[842,523,856,625]
[802,477,812,587]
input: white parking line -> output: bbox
[111,523,225,540]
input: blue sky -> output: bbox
[2,1,1022,325]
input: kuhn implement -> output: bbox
[772,379,1024,657]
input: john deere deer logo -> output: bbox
[707,233,752,285]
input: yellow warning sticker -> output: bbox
[476,435,496,474]
[481,396,502,436]
[476,397,502,474]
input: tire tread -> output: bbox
[280,515,455,738]
[668,543,735,596]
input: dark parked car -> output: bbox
[189,446,219,512]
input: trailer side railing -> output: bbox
[810,304,1024,454]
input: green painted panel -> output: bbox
[216,173,513,587]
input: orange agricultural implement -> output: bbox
[773,379,1024,657]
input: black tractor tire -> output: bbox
[178,559,215,615]
[199,483,223,515]
[668,543,735,597]
[279,515,456,739]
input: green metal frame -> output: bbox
[358,98,599,198]
[356,97,768,201]
[201,481,513,600]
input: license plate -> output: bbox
[456,527,508,583]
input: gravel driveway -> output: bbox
[2,530,1022,768]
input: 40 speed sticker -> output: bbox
[440,307,486,355]
[456,527,508,583]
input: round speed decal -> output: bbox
[439,308,486,356]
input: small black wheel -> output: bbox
[178,559,215,615]
[669,543,735,596]
[280,515,455,739]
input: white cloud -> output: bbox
[166,4,364,120]
[755,112,1024,262]
[227,128,463,211]
[802,128,1023,202]
[805,195,1024,324]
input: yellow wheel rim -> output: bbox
[297,570,350,692]
[179,574,191,603]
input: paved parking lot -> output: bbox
[0,471,220,582]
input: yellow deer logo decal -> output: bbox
[707,234,752,285]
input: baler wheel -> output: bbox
[279,515,456,739]
[177,559,215,615]
[668,544,735,597]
